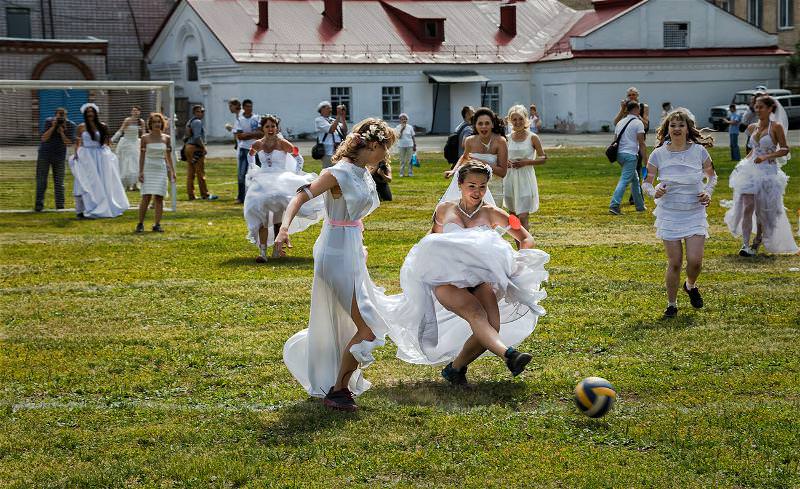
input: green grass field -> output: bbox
[1,148,799,487]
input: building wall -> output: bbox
[533,55,783,131]
[707,0,799,51]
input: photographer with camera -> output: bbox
[35,107,75,212]
[184,105,218,201]
[314,101,347,169]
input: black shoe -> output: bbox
[738,245,755,257]
[135,223,144,233]
[34,206,43,212]
[608,206,622,215]
[323,388,357,412]
[152,223,164,233]
[663,305,678,318]
[441,362,468,386]
[683,282,703,309]
[505,348,532,377]
[76,213,87,220]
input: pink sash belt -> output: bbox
[328,219,364,231]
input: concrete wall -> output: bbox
[707,0,800,52]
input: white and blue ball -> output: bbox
[574,377,616,418]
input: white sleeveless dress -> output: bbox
[381,222,549,365]
[504,132,539,214]
[115,124,140,188]
[243,150,324,247]
[69,130,129,218]
[283,159,391,397]
[649,143,710,240]
[724,123,799,253]
[140,142,168,197]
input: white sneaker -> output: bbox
[738,245,755,257]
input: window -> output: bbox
[424,21,438,38]
[382,86,402,122]
[480,84,501,115]
[721,0,735,13]
[748,0,763,27]
[6,7,31,38]
[186,56,198,82]
[663,23,689,48]
[780,0,794,28]
[330,87,352,121]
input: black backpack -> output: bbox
[444,123,468,165]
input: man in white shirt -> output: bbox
[610,100,647,214]
[314,101,347,169]
[234,99,263,203]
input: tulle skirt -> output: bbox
[381,227,549,365]
[723,158,799,254]
[69,146,129,218]
[243,169,325,247]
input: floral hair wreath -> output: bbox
[350,123,389,145]
[80,102,99,114]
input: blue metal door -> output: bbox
[38,89,88,130]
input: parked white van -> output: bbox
[708,88,791,130]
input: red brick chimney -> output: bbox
[500,3,516,36]
[323,0,343,30]
[257,0,268,30]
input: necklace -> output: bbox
[479,135,492,150]
[457,199,482,219]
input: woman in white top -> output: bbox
[112,106,144,191]
[394,113,416,177]
[136,113,176,233]
[280,118,397,412]
[505,105,547,246]
[383,161,548,385]
[244,115,324,262]
[641,108,717,319]
[445,107,508,204]
[724,95,798,256]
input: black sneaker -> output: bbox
[663,305,678,318]
[505,348,533,377]
[152,223,164,233]
[738,245,754,257]
[441,362,468,386]
[683,282,703,309]
[609,206,622,215]
[135,223,144,233]
[323,388,357,412]
[76,213,87,220]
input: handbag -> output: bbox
[312,132,330,160]
[605,117,636,163]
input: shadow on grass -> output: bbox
[370,379,532,410]
[258,398,353,445]
[718,254,778,264]
[629,314,699,332]
[219,256,314,268]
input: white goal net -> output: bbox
[0,80,176,213]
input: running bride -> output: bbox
[382,161,549,385]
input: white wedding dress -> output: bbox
[243,150,324,248]
[283,159,391,397]
[115,124,140,188]
[69,130,129,218]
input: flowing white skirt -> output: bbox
[723,157,798,254]
[503,166,539,214]
[69,146,129,218]
[283,223,390,397]
[115,136,140,188]
[653,178,708,241]
[381,227,549,365]
[243,170,325,247]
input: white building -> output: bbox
[146,0,787,138]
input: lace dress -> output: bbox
[283,159,390,397]
[504,132,539,214]
[140,142,168,197]
[69,130,129,218]
[115,124,140,188]
[724,122,799,253]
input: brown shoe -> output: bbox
[323,388,357,412]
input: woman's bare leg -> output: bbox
[153,196,163,225]
[434,284,507,359]
[332,293,377,392]
[684,236,705,286]
[663,239,683,304]
[258,226,269,248]
[451,283,502,370]
[740,194,755,247]
[138,194,152,224]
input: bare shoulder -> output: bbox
[278,138,294,152]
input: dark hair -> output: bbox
[457,160,491,184]
[461,105,473,119]
[729,104,737,110]
[260,114,280,129]
[131,105,141,111]
[471,107,505,136]
[55,107,66,114]
[662,102,671,110]
[82,106,108,143]
[755,95,778,114]
[242,99,253,106]
[229,98,241,106]
[625,100,640,113]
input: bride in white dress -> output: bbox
[383,161,549,384]
[69,103,129,219]
[112,106,144,191]
[505,105,547,244]
[243,115,324,262]
[280,118,397,412]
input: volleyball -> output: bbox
[574,377,616,418]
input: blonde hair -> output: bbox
[332,117,397,163]
[655,108,714,148]
[147,112,168,131]
[506,104,530,129]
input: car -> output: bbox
[708,88,791,131]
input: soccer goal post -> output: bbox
[0,80,176,213]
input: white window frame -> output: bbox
[481,84,502,115]
[663,22,689,49]
[748,0,763,28]
[381,86,402,122]
[330,87,352,122]
[779,0,794,29]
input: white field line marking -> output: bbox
[8,398,306,414]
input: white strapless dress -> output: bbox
[115,124,140,188]
[381,222,549,365]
